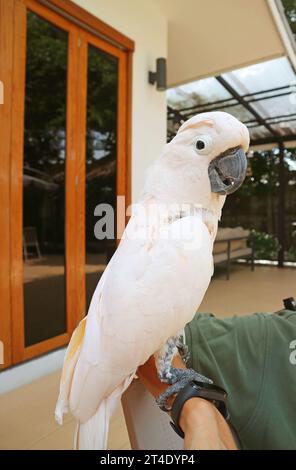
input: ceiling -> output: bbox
[167,57,296,146]
[157,0,290,87]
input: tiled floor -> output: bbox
[200,263,296,316]
[1,265,295,450]
[0,370,130,450]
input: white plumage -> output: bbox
[55,111,249,449]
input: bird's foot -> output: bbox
[176,338,190,364]
[156,367,213,412]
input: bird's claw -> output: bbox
[156,368,212,412]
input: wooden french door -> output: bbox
[0,0,133,367]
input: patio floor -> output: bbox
[200,263,296,317]
[0,264,295,450]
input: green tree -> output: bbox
[282,0,296,39]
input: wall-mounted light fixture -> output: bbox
[148,58,167,91]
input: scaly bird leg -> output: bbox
[155,335,212,412]
[176,336,190,364]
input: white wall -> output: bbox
[0,348,66,395]
[73,0,168,202]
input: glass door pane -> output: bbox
[23,11,68,346]
[85,45,118,309]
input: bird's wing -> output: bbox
[59,213,214,423]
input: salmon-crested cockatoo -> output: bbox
[55,111,249,449]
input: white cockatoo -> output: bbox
[55,111,249,449]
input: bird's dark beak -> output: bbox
[208,147,247,195]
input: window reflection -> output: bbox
[85,45,118,309]
[23,11,68,346]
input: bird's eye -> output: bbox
[196,140,205,150]
[194,135,214,155]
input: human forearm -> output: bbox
[180,397,237,450]
[137,354,237,450]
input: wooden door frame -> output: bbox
[0,0,15,369]
[3,0,133,366]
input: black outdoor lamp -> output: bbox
[149,58,167,91]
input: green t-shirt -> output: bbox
[184,310,296,450]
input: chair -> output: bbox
[23,227,41,261]
[213,227,255,279]
[122,379,183,450]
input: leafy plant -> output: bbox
[288,230,296,260]
[248,229,280,261]
[282,0,296,39]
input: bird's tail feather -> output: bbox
[75,373,135,450]
[55,317,87,425]
[75,397,110,450]
[74,398,112,450]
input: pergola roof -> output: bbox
[167,57,296,147]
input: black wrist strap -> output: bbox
[170,380,230,438]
